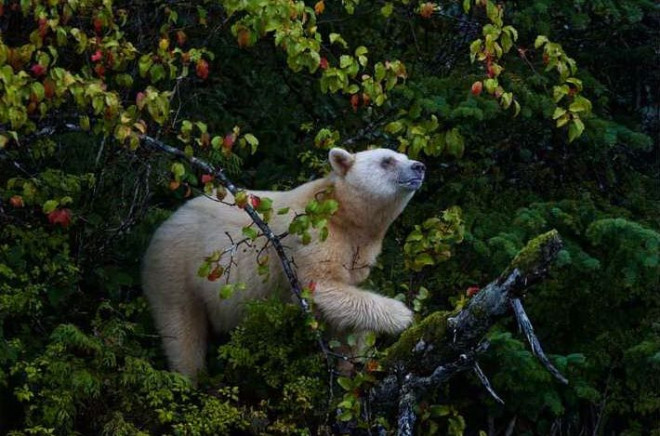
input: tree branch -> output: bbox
[369,230,566,434]
[511,298,568,384]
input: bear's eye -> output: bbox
[381,157,395,168]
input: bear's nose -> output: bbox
[411,162,426,174]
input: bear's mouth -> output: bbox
[398,177,424,190]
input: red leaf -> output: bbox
[135,92,146,109]
[93,17,103,34]
[319,57,329,70]
[249,195,261,209]
[350,94,359,112]
[30,64,46,76]
[361,93,371,106]
[223,133,235,150]
[94,63,105,77]
[48,208,72,228]
[207,268,222,282]
[420,2,435,19]
[44,78,55,99]
[237,28,250,48]
[176,30,187,46]
[196,59,209,80]
[201,174,214,184]
[471,81,483,96]
[38,17,48,38]
[466,286,480,297]
[9,195,24,208]
[314,0,325,15]
[91,50,103,62]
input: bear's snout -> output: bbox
[411,161,426,175]
[397,160,425,190]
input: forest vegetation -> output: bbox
[0,0,658,434]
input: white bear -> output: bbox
[142,147,425,379]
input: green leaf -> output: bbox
[503,25,518,41]
[171,162,185,180]
[484,78,498,94]
[568,117,585,142]
[364,331,376,347]
[385,121,404,134]
[381,2,393,17]
[219,284,234,299]
[500,92,513,109]
[337,376,353,391]
[211,136,222,149]
[513,100,521,117]
[413,253,435,270]
[552,107,567,120]
[469,39,482,62]
[197,262,211,278]
[243,133,259,154]
[329,33,348,49]
[149,64,166,83]
[30,82,45,101]
[565,77,583,91]
[556,113,570,128]
[430,405,452,417]
[569,95,592,114]
[242,226,258,240]
[445,128,465,158]
[534,35,549,49]
[42,199,59,214]
[337,409,353,422]
[553,85,569,103]
[138,54,153,77]
[339,55,353,69]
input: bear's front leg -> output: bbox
[311,281,413,334]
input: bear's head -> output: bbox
[329,147,425,202]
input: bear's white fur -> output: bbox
[142,148,425,379]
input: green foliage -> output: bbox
[288,194,338,244]
[404,206,465,271]
[217,300,329,433]
[1,0,658,434]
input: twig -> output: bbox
[504,415,518,436]
[473,361,504,405]
[511,298,568,385]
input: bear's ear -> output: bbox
[329,148,355,176]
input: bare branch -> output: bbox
[473,361,505,405]
[511,298,568,385]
